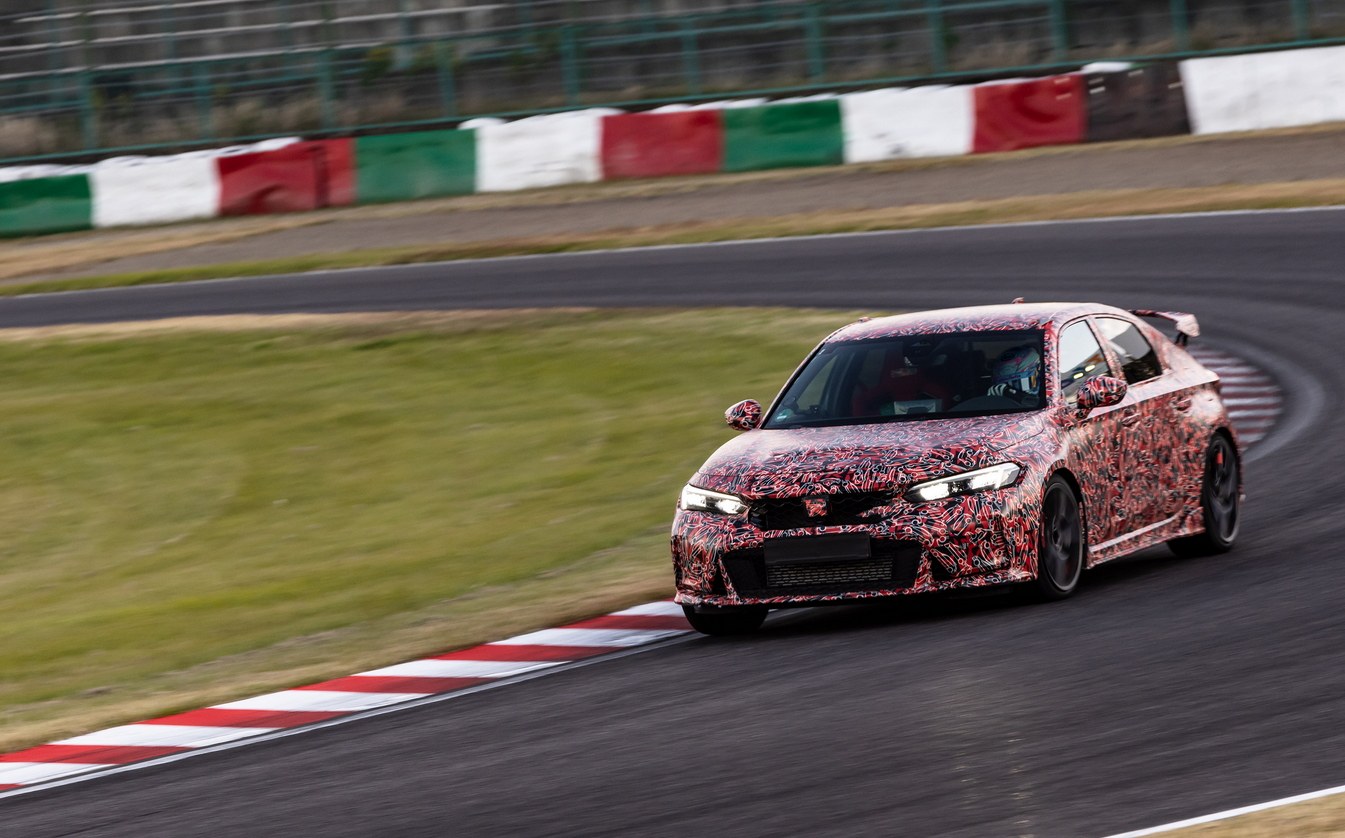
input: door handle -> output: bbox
[1120,410,1143,427]
[1174,396,1193,412]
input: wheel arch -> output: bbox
[1211,426,1243,494]
[1046,466,1092,561]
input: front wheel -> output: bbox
[1169,434,1240,558]
[682,604,768,636]
[1031,476,1085,601]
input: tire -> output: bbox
[1031,475,1085,601]
[1169,434,1240,558]
[681,603,768,636]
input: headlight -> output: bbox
[905,463,1021,503]
[680,484,749,516]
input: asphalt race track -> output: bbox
[2,209,1342,837]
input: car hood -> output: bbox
[692,413,1049,498]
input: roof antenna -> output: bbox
[1010,297,1025,304]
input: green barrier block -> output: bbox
[0,175,93,237]
[355,129,476,203]
[722,101,844,173]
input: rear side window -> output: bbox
[1057,321,1113,403]
[1097,317,1163,384]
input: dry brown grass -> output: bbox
[8,122,1345,285]
[0,310,595,342]
[0,214,326,281]
[1169,791,1345,835]
[8,175,1345,295]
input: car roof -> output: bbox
[827,302,1126,342]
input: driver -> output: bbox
[987,345,1042,404]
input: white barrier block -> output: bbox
[841,85,974,163]
[0,164,82,183]
[1180,45,1345,134]
[475,111,607,192]
[91,156,220,227]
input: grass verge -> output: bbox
[7,179,1345,296]
[1170,790,1345,835]
[0,308,859,752]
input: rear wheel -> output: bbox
[681,604,768,636]
[1169,434,1240,558]
[1032,476,1085,600]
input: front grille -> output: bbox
[749,491,894,531]
[767,559,893,589]
[722,539,920,598]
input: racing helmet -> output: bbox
[992,345,1041,394]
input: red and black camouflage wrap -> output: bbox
[672,302,1239,607]
[724,398,763,431]
[1082,375,1129,406]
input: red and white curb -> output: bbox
[1187,345,1282,445]
[0,350,1282,798]
[0,601,693,795]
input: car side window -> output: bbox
[1097,317,1163,385]
[786,351,840,417]
[1057,321,1113,404]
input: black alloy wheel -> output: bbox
[682,603,768,636]
[1032,475,1085,600]
[1169,434,1241,557]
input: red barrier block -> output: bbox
[973,75,1086,153]
[310,138,355,207]
[217,144,325,216]
[600,110,723,179]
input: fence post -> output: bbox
[804,4,826,81]
[318,1,338,128]
[162,1,178,64]
[192,61,213,138]
[560,25,581,106]
[1169,0,1191,51]
[435,42,458,117]
[1049,0,1069,60]
[76,5,97,150]
[926,0,948,74]
[680,20,703,96]
[396,0,414,69]
[1291,0,1310,40]
[44,0,64,113]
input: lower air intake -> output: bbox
[767,559,892,589]
[722,539,920,598]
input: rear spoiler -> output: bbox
[1131,309,1199,346]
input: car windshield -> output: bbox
[763,330,1047,429]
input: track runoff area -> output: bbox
[0,342,1289,832]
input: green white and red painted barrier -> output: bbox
[4,44,1344,239]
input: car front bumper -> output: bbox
[672,487,1038,607]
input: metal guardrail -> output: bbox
[1,0,1343,163]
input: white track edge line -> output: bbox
[1103,782,1345,837]
[12,204,1345,299]
[0,630,697,802]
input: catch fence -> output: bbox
[3,0,1344,161]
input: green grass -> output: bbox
[0,308,860,749]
